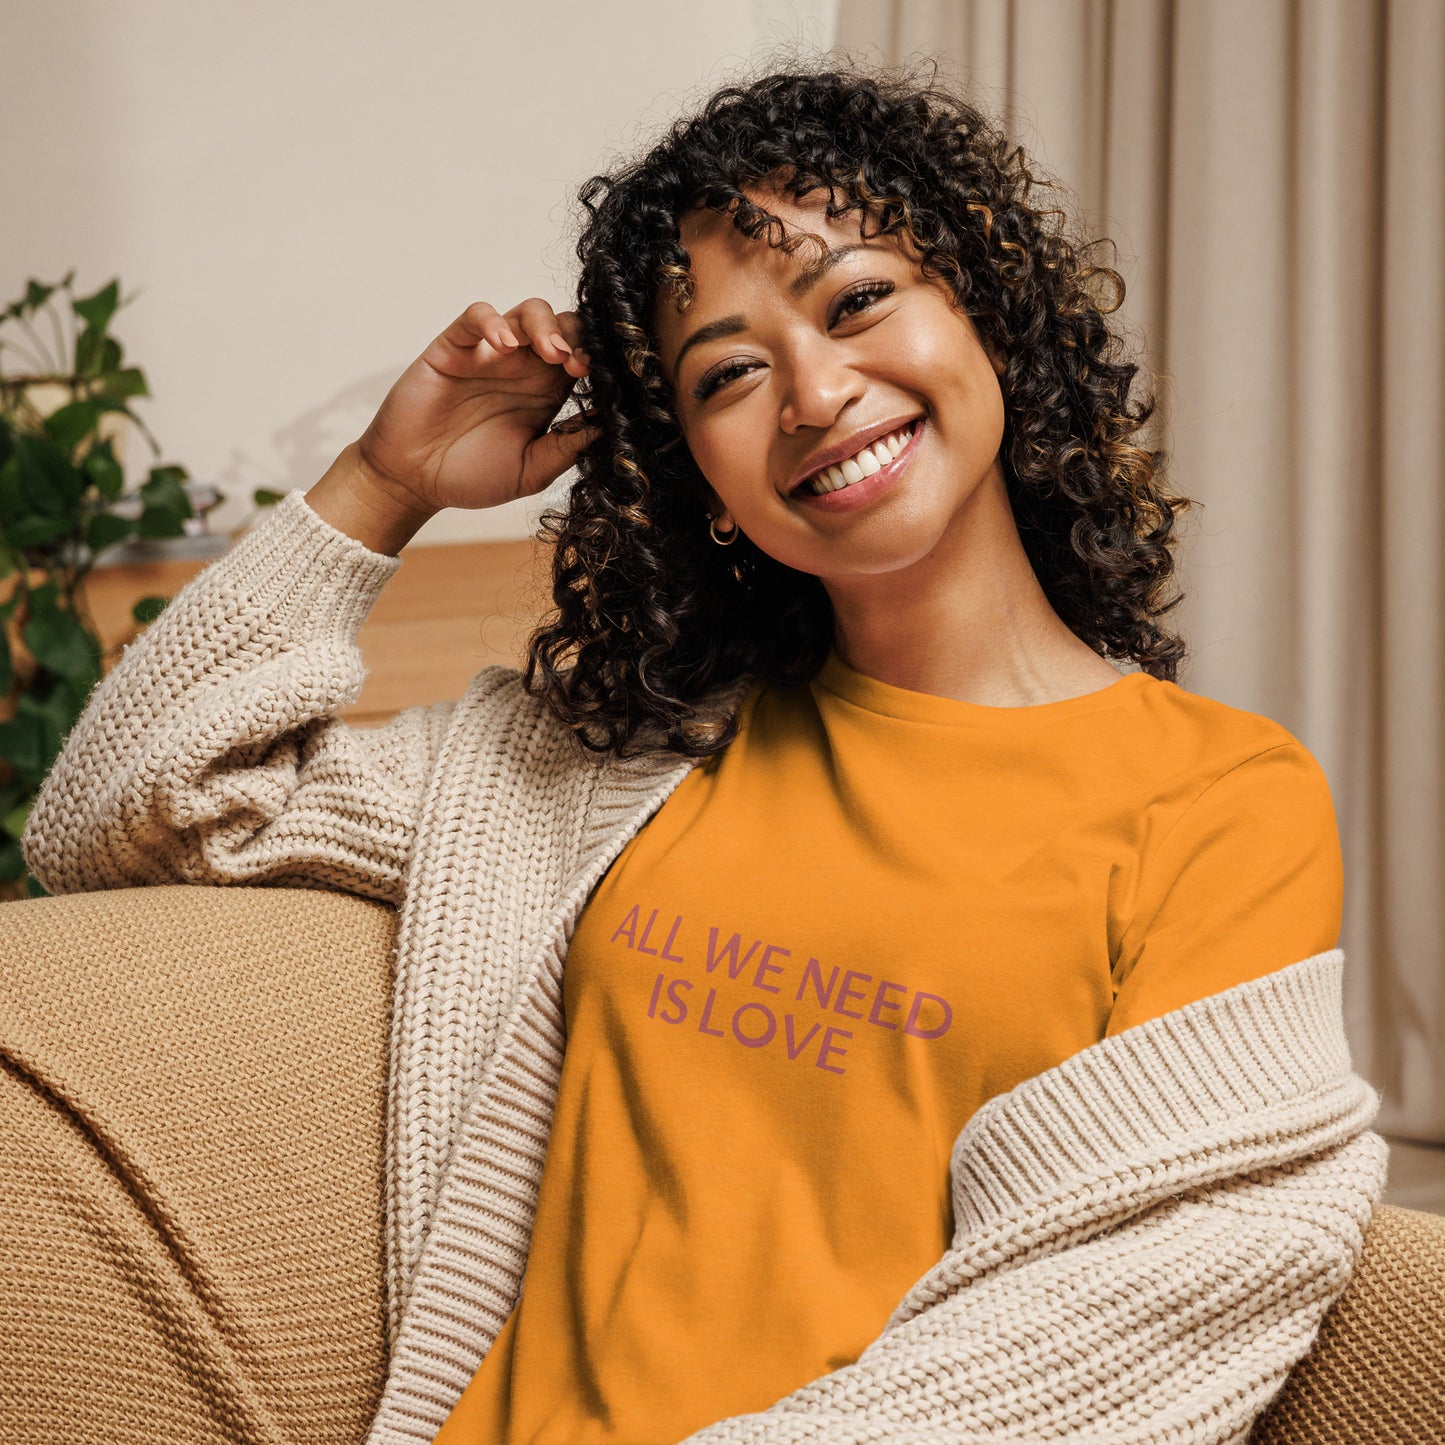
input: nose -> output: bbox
[777,335,865,434]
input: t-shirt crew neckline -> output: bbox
[813,647,1150,725]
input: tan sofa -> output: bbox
[1,883,1441,1444]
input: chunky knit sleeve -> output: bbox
[676,949,1388,1445]
[21,488,453,906]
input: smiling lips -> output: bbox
[792,420,920,497]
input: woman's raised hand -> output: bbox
[353,299,597,515]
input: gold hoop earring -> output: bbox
[709,515,739,546]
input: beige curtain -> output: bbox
[835,0,1444,1142]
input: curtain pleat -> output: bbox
[835,0,1444,1139]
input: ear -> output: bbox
[704,485,734,530]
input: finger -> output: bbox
[553,310,592,376]
[505,298,577,368]
[521,419,602,495]
[434,302,521,366]
[442,301,505,348]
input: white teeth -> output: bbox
[802,423,915,495]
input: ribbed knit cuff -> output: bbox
[211,487,404,641]
[949,948,1371,1234]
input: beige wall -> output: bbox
[0,0,838,543]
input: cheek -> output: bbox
[912,328,1006,437]
[684,415,765,500]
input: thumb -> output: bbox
[521,420,603,495]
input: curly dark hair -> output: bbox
[523,56,1196,758]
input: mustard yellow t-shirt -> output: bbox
[433,651,1342,1444]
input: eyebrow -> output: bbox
[669,242,891,383]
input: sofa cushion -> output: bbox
[0,884,395,1444]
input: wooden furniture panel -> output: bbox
[72,531,554,728]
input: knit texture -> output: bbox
[22,488,1390,1444]
[1251,1203,1445,1444]
[0,883,394,1444]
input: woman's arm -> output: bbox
[21,294,597,905]
[20,473,450,905]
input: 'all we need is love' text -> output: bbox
[609,903,954,1077]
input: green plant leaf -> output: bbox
[86,510,135,552]
[0,456,23,522]
[12,687,77,776]
[23,579,57,612]
[34,679,82,728]
[144,463,190,495]
[22,601,101,682]
[82,437,125,499]
[44,399,101,452]
[0,837,24,884]
[1,794,30,842]
[99,366,148,401]
[0,712,48,784]
[73,279,120,331]
[76,324,105,376]
[253,488,286,506]
[138,464,192,536]
[138,508,190,539]
[71,327,122,379]
[23,279,56,314]
[58,670,97,722]
[0,625,10,693]
[132,594,169,624]
[5,513,73,547]
[13,434,84,514]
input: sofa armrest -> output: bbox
[1250,1201,1445,1442]
[0,884,395,1444]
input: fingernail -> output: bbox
[550,333,572,354]
[499,327,519,347]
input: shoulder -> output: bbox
[1108,680,1345,1026]
[1126,674,1334,821]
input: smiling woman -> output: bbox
[14,50,1379,1445]
[523,62,1196,756]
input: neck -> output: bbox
[822,465,1113,706]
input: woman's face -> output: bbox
[651,186,1009,584]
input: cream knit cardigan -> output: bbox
[23,489,1389,1445]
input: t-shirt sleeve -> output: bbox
[1106,740,1344,1037]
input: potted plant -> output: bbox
[0,273,210,899]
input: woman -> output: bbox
[20,62,1385,1445]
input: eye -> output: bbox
[690,279,898,403]
[692,358,758,402]
[829,279,895,325]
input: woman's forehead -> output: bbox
[676,186,876,269]
[660,193,915,334]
